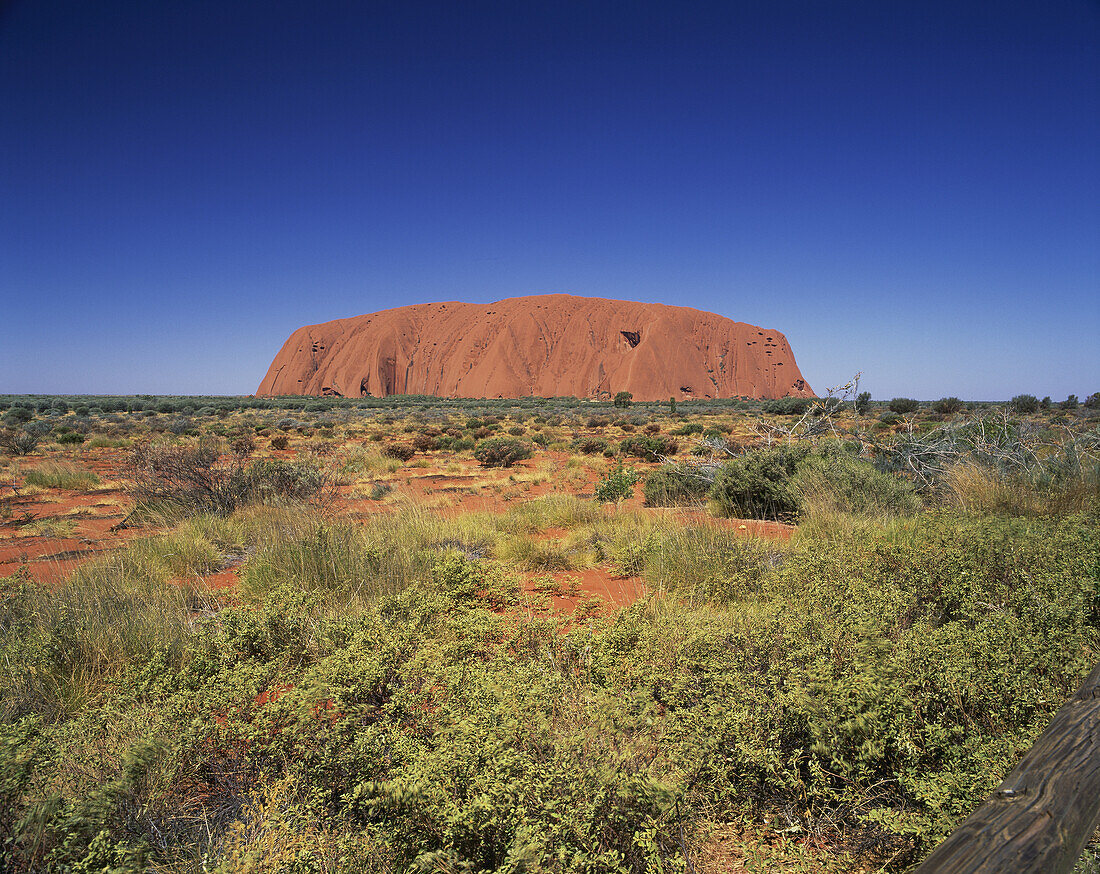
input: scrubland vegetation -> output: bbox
[1,391,1099,872]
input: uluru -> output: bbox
[256,294,814,401]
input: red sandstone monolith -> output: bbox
[256,294,813,401]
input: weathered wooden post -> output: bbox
[915,660,1100,873]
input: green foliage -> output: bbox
[619,435,677,461]
[1010,394,1040,414]
[473,437,533,468]
[931,397,963,415]
[24,462,101,490]
[642,462,710,506]
[795,453,922,522]
[761,397,813,415]
[594,461,640,502]
[1,504,1099,871]
[708,444,812,520]
[888,398,920,414]
[855,391,872,415]
[126,439,331,515]
[613,390,633,408]
[572,436,607,455]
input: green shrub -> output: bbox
[594,462,640,502]
[573,437,607,455]
[57,431,86,445]
[708,444,811,520]
[762,397,812,415]
[794,453,922,523]
[410,433,438,452]
[126,440,331,515]
[473,437,532,468]
[888,398,920,414]
[643,463,711,506]
[1010,394,1040,414]
[619,435,677,461]
[931,397,963,415]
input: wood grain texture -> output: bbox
[915,660,1100,874]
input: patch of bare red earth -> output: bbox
[0,451,150,584]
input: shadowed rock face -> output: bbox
[256,294,814,401]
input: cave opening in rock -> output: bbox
[620,330,641,348]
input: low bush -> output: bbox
[795,453,922,525]
[382,443,416,461]
[573,437,607,455]
[761,397,813,415]
[888,398,920,414]
[931,397,963,415]
[473,437,532,468]
[619,435,678,461]
[593,461,640,502]
[643,462,711,506]
[126,439,332,515]
[410,433,439,452]
[1010,394,1040,414]
[708,444,811,520]
[270,434,289,450]
[0,429,40,456]
[57,431,86,445]
[1,501,1098,871]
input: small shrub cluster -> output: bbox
[573,437,607,455]
[593,461,640,502]
[0,429,40,456]
[473,437,532,468]
[126,439,331,515]
[888,398,920,414]
[642,462,711,506]
[381,443,416,462]
[619,435,678,461]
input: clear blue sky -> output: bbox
[1,0,1097,400]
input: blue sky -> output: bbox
[1,0,1097,400]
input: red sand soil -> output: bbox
[3,441,794,622]
[0,453,147,584]
[256,293,814,401]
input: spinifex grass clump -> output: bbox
[126,437,333,516]
[22,461,101,490]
